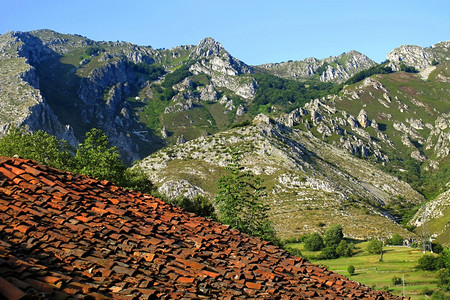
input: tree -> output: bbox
[121,167,154,194]
[392,276,402,285]
[417,254,442,271]
[324,224,344,248]
[319,246,338,259]
[367,239,383,255]
[432,242,444,254]
[388,233,404,246]
[73,128,126,184]
[347,265,355,276]
[304,233,324,251]
[0,127,154,194]
[214,149,275,241]
[336,240,354,257]
[0,127,73,170]
[436,268,450,291]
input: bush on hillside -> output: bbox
[387,233,404,246]
[417,254,443,271]
[336,240,354,257]
[318,246,338,259]
[171,195,215,218]
[392,276,402,285]
[304,233,324,251]
[324,224,343,248]
[347,265,355,276]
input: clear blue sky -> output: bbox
[1,0,449,65]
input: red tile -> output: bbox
[0,167,17,180]
[177,277,194,284]
[201,270,220,278]
[0,157,403,300]
[0,276,28,300]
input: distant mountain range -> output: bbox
[0,29,448,243]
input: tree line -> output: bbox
[0,127,153,193]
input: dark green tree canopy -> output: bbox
[336,240,354,257]
[367,239,383,255]
[0,127,152,193]
[0,127,72,170]
[214,149,276,241]
[73,128,126,184]
[304,233,324,251]
[324,224,344,248]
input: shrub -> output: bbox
[392,276,402,285]
[214,149,275,241]
[318,246,338,259]
[417,254,441,271]
[433,242,444,254]
[304,233,324,251]
[389,233,403,246]
[230,120,251,128]
[171,195,215,218]
[436,268,450,291]
[336,240,354,257]
[421,287,433,296]
[284,246,302,258]
[399,63,418,73]
[347,265,355,276]
[431,290,448,299]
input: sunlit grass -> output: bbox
[286,241,447,299]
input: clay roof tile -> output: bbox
[0,157,405,300]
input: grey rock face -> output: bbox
[188,38,256,100]
[173,78,194,91]
[161,126,169,139]
[176,135,186,144]
[236,105,246,116]
[410,150,427,162]
[258,50,376,83]
[387,45,433,71]
[137,115,423,239]
[0,34,78,147]
[199,84,218,101]
[387,41,450,71]
[158,179,208,200]
[357,109,370,128]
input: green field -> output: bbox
[286,241,448,299]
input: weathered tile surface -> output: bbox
[0,156,405,299]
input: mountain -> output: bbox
[256,50,377,83]
[0,30,374,163]
[137,114,423,240]
[0,29,448,242]
[410,188,450,246]
[387,41,450,71]
[0,156,401,299]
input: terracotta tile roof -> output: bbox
[0,156,404,299]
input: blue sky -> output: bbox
[0,0,449,65]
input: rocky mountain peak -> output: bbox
[386,40,450,71]
[191,37,224,58]
[387,44,433,71]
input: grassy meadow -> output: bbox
[286,241,448,299]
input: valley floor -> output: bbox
[287,241,448,299]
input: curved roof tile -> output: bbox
[0,156,404,299]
